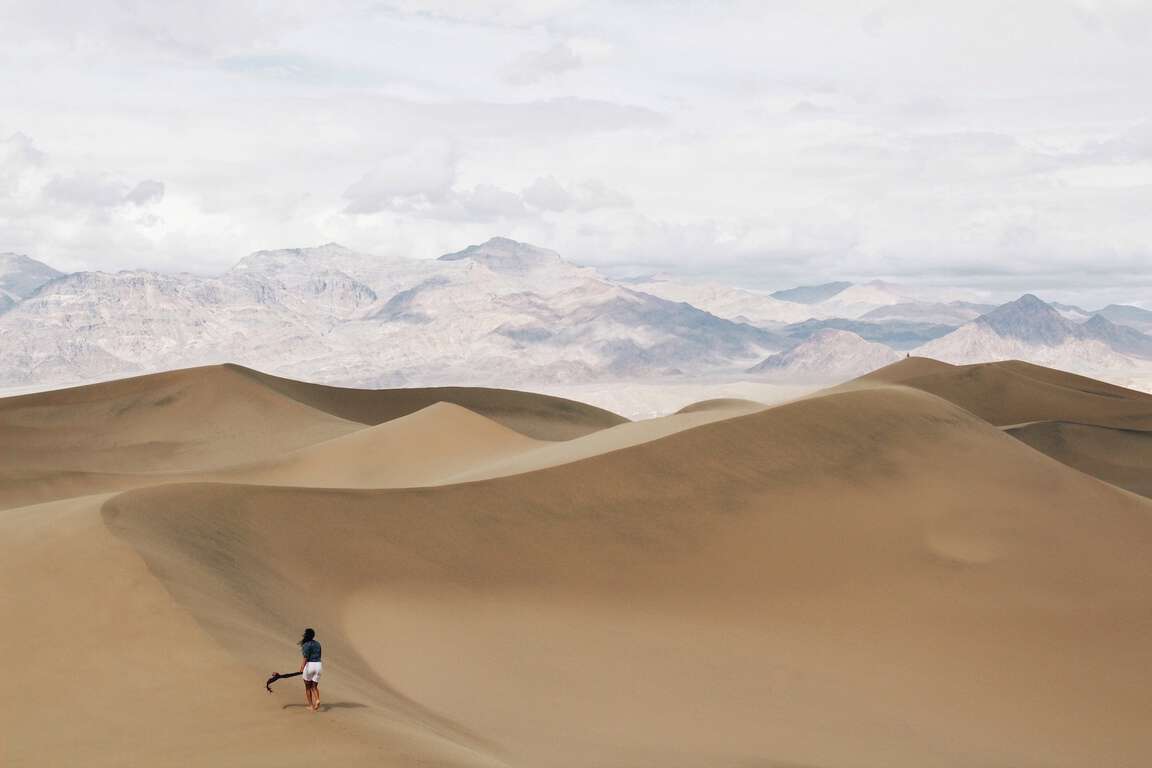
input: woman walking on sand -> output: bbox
[298,628,322,711]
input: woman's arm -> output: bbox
[299,649,307,673]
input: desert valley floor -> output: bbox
[2,358,1152,767]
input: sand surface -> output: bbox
[4,359,1152,767]
[854,357,1152,429]
[1006,420,1152,498]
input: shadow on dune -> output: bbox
[282,703,369,711]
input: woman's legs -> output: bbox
[312,683,320,711]
[304,681,315,709]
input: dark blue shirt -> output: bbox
[301,639,322,662]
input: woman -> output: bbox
[298,628,322,712]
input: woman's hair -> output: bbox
[299,627,315,646]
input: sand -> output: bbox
[853,357,1152,429]
[1007,420,1152,498]
[232,364,627,440]
[4,359,1152,767]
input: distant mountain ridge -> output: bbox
[1096,304,1152,333]
[0,238,783,389]
[770,281,852,304]
[915,294,1152,373]
[1,242,1150,391]
[750,329,902,381]
[0,253,63,314]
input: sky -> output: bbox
[1,0,1151,305]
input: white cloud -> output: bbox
[343,142,458,214]
[505,42,582,85]
[0,133,47,195]
[451,183,527,219]
[124,180,166,206]
[2,1,1152,303]
[43,172,130,209]
[522,176,629,212]
[521,175,572,211]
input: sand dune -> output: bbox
[446,403,766,483]
[673,397,767,414]
[1008,420,1152,498]
[96,386,1152,767]
[857,355,957,383]
[6,361,1152,767]
[232,364,627,440]
[855,357,1152,429]
[215,402,545,488]
[0,366,627,509]
[0,365,359,473]
[0,494,492,768]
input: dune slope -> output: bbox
[0,495,498,768]
[857,355,957,383]
[216,402,545,488]
[0,365,364,508]
[231,364,627,440]
[94,386,1152,768]
[856,358,1152,428]
[1008,420,1152,498]
[0,365,360,474]
[0,366,628,509]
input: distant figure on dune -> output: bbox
[298,628,322,711]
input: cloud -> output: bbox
[343,142,458,214]
[351,170,629,223]
[124,179,166,206]
[504,42,582,85]
[4,3,1152,305]
[0,133,47,195]
[378,0,581,28]
[1084,120,1152,163]
[521,175,572,211]
[1,0,314,60]
[42,172,166,211]
[43,172,131,209]
[454,183,526,218]
[522,176,629,212]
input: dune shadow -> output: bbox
[282,702,368,711]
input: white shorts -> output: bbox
[303,661,322,683]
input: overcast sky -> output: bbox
[2,0,1151,305]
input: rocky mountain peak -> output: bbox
[438,237,564,272]
[977,294,1074,345]
[0,252,64,302]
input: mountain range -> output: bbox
[0,239,782,388]
[1,238,1150,390]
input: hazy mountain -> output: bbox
[0,253,63,314]
[0,269,319,384]
[770,281,852,304]
[1095,304,1152,333]
[749,329,902,381]
[979,294,1076,344]
[1050,302,1092,322]
[808,281,914,318]
[628,277,816,325]
[3,243,1149,392]
[0,238,783,388]
[1081,314,1152,358]
[916,294,1149,371]
[659,278,927,324]
[782,318,955,350]
[437,236,565,273]
[768,280,913,318]
[860,301,993,326]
